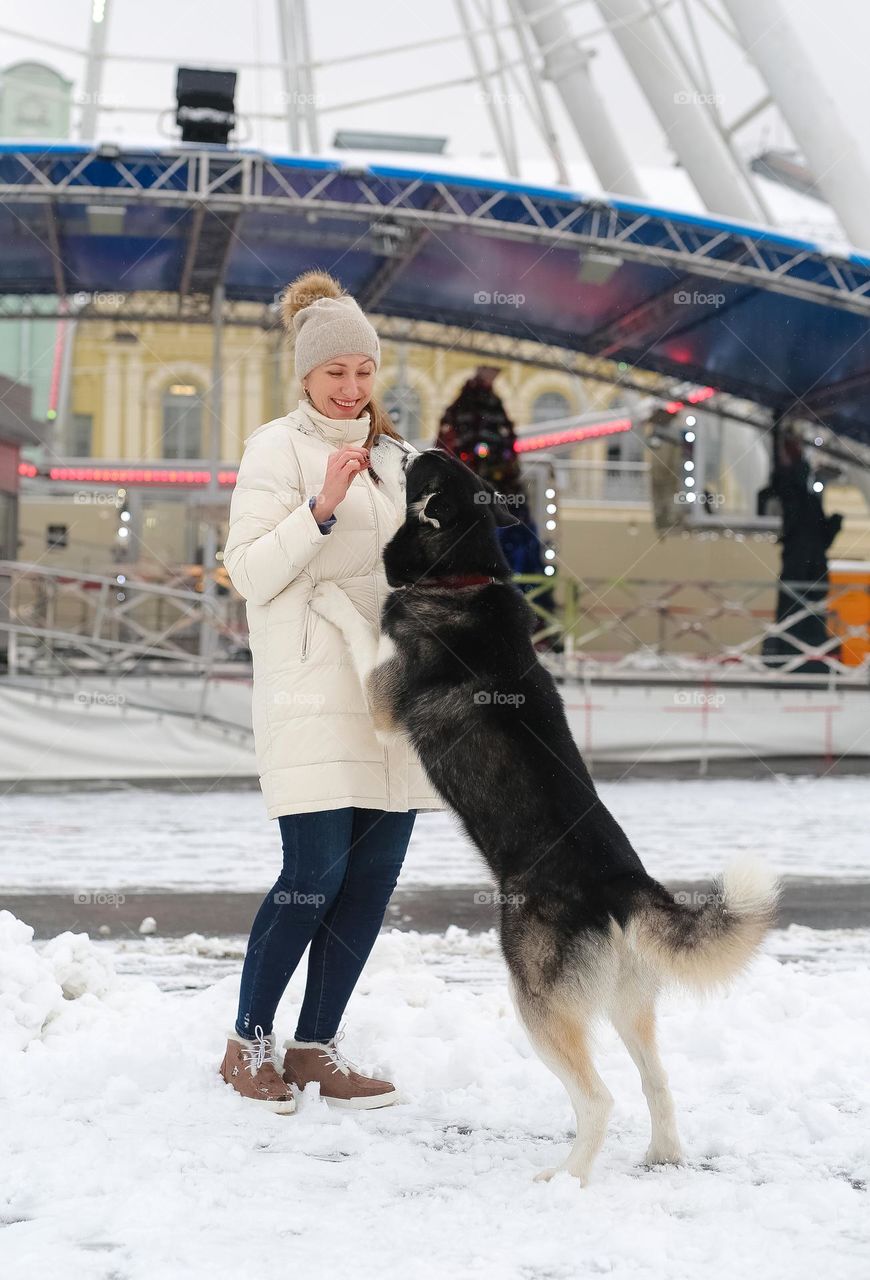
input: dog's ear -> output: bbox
[420,488,457,528]
[491,493,521,527]
[477,477,521,527]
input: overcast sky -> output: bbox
[4,0,870,187]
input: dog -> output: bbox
[310,437,779,1185]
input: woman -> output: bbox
[218,271,445,1113]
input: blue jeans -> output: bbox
[235,806,417,1043]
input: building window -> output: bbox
[384,385,421,438]
[162,383,203,459]
[70,413,92,457]
[606,431,645,463]
[532,392,571,424]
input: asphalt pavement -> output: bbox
[4,877,869,939]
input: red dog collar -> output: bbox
[400,573,498,591]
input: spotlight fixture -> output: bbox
[175,66,237,145]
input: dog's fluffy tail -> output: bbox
[624,857,780,992]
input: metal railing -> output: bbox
[515,573,870,683]
[2,561,867,685]
[0,560,248,676]
[523,458,651,506]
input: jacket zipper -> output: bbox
[364,476,392,808]
[301,600,312,662]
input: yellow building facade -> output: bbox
[17,315,870,593]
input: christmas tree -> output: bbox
[435,366,524,497]
[436,366,559,648]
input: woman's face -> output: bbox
[304,354,376,420]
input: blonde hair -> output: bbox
[360,396,406,452]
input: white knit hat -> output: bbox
[280,271,381,381]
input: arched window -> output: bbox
[384,385,422,438]
[532,392,571,425]
[162,383,204,459]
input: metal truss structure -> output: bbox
[2,559,866,686]
[4,143,870,454]
[4,146,870,313]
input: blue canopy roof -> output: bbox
[2,143,869,448]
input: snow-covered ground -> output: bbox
[1,775,868,893]
[1,911,868,1279]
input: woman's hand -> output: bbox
[311,446,369,522]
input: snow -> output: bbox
[1,775,868,892]
[0,910,867,1278]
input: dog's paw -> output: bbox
[374,727,405,746]
[309,581,345,616]
[643,1144,684,1167]
[532,1164,588,1185]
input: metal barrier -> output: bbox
[2,560,866,685]
[0,561,248,675]
[515,573,870,682]
[522,457,651,507]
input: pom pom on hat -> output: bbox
[279,270,344,326]
[280,270,381,381]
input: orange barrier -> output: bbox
[829,561,870,667]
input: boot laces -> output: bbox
[321,1027,360,1077]
[240,1024,273,1076]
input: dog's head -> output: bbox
[367,435,521,587]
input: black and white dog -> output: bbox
[310,438,779,1185]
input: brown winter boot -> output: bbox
[282,1028,401,1110]
[219,1026,296,1114]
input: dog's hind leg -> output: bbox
[611,995,683,1167]
[513,987,613,1185]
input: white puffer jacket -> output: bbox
[223,397,447,819]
